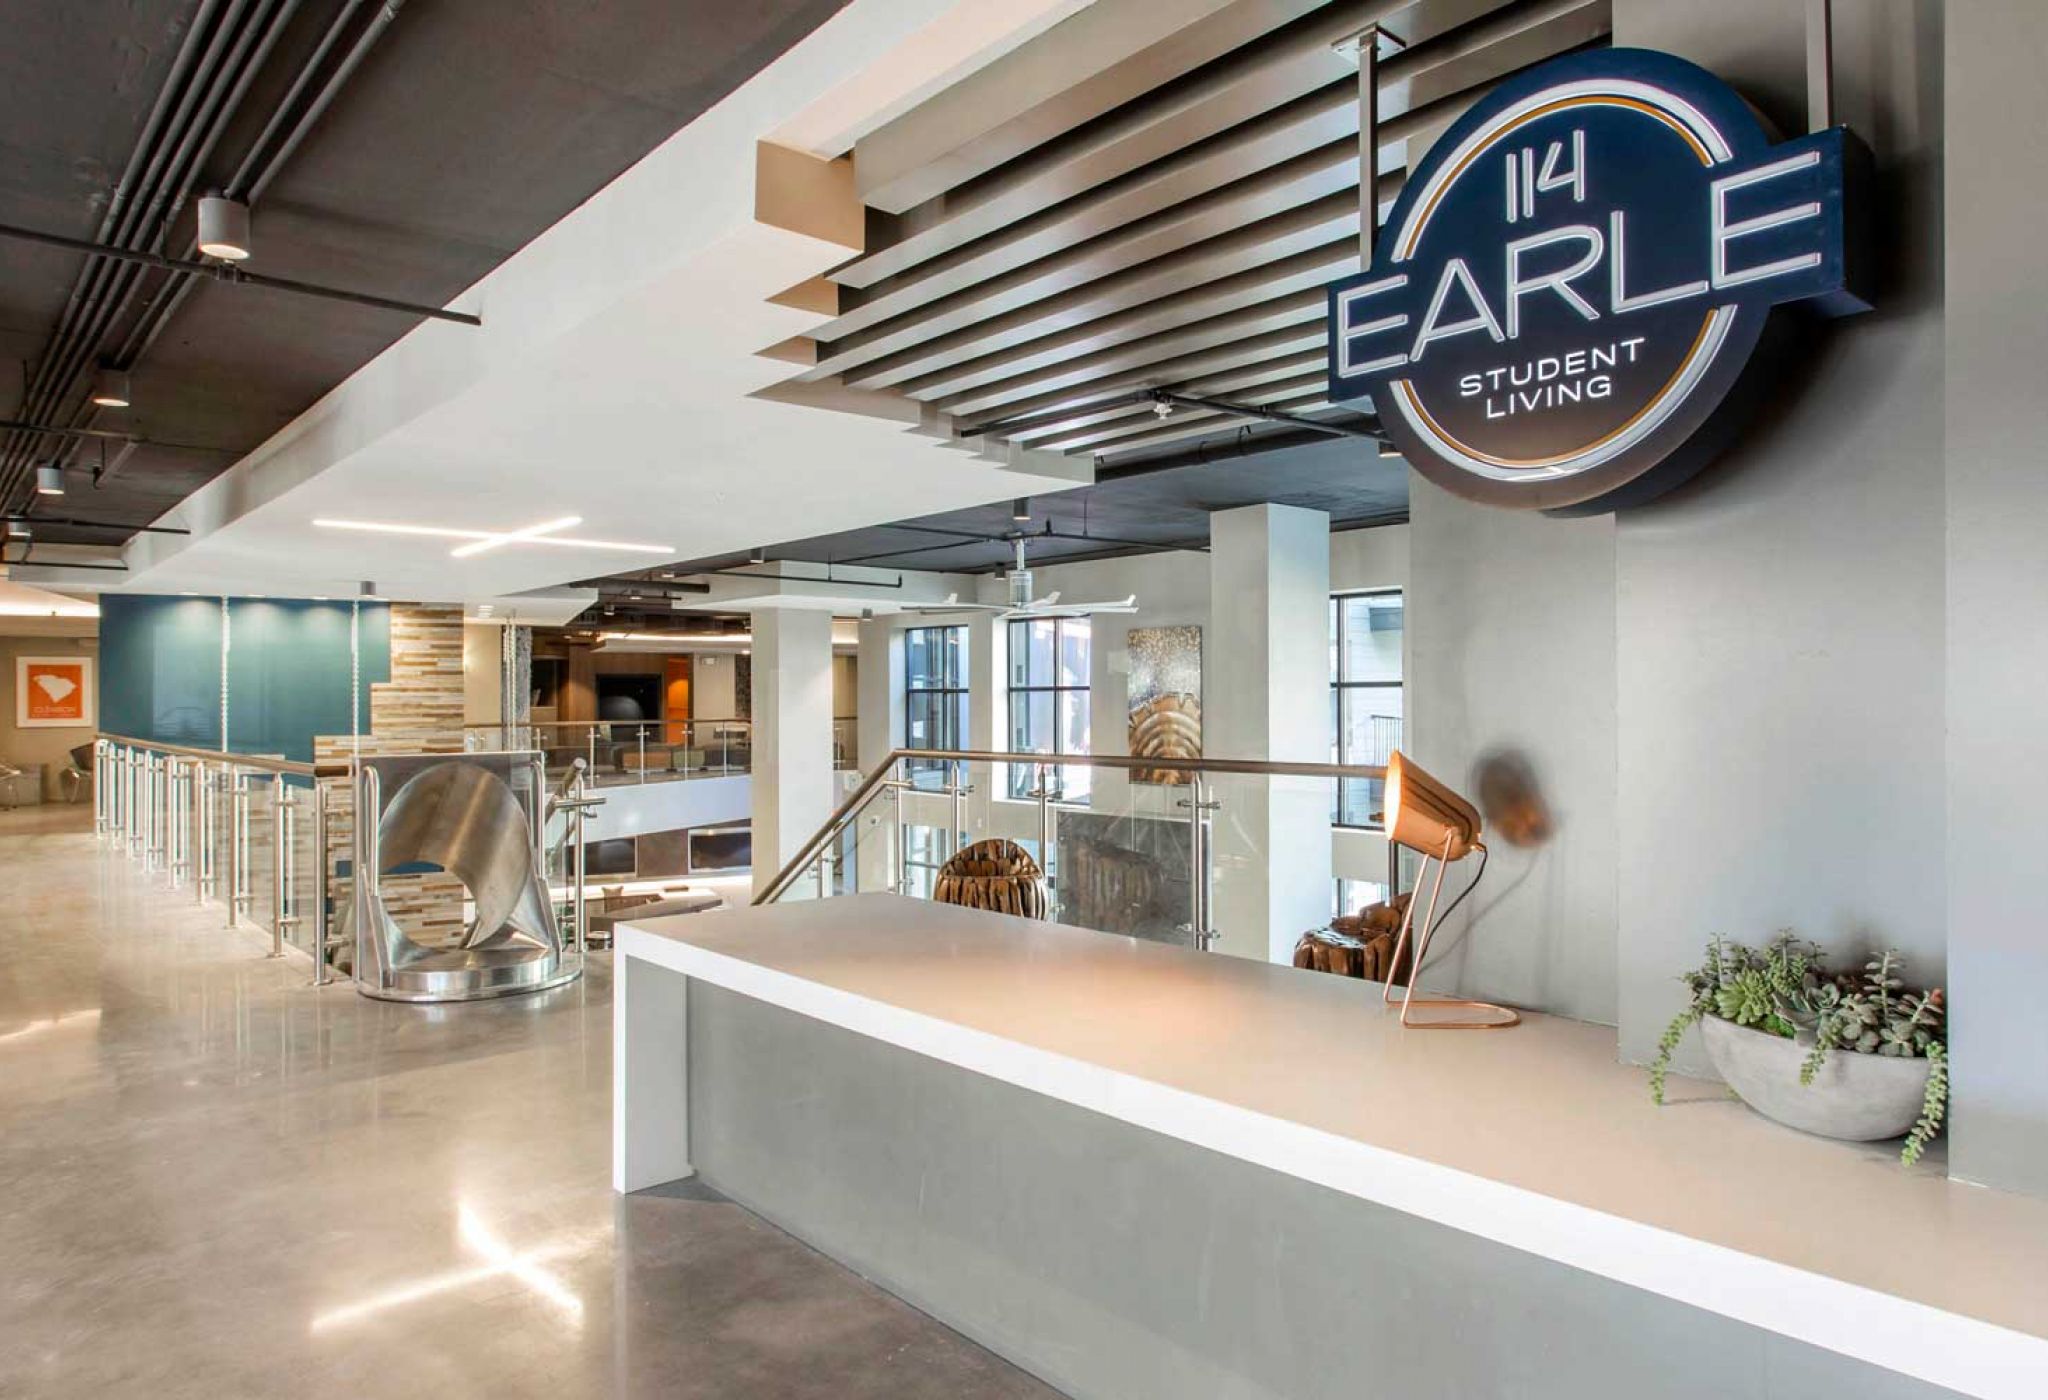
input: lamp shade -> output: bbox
[1384,750,1483,861]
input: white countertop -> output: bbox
[619,893,2048,1399]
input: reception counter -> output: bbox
[615,894,2048,1400]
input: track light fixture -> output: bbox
[35,465,64,496]
[91,367,132,408]
[197,193,252,261]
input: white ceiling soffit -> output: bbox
[29,0,1087,604]
[766,0,1106,158]
[766,0,1611,461]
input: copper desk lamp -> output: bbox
[1381,751,1519,1030]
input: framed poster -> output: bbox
[1126,625,1201,785]
[16,655,94,728]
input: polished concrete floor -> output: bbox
[0,807,1061,1399]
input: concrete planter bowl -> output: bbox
[1700,1014,1933,1142]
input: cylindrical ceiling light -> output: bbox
[197,193,252,261]
[90,366,131,407]
[5,519,28,538]
[35,465,64,496]
[1012,497,1031,523]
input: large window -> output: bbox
[1006,617,1091,801]
[1330,590,1404,828]
[903,625,967,787]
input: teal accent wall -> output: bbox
[99,594,224,748]
[98,594,392,758]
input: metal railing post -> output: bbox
[269,778,290,958]
[310,778,331,985]
[893,765,908,894]
[1182,774,1220,952]
[228,769,248,927]
[1033,762,1052,867]
[636,725,646,784]
[572,765,589,956]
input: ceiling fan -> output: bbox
[910,534,1137,619]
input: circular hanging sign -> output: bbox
[1326,48,1869,513]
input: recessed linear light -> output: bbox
[450,515,580,560]
[313,518,668,556]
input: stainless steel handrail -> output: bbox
[96,731,325,777]
[754,748,1389,907]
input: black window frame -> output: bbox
[1331,588,1404,830]
[1004,616,1092,801]
[903,624,968,788]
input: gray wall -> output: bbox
[1409,2,1945,1063]
[1408,481,1619,1025]
[1611,0,1948,1067]
[1943,0,2048,1198]
[688,982,1960,1400]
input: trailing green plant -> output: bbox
[1646,934,1948,1167]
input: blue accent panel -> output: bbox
[95,594,396,760]
[226,599,359,763]
[98,594,224,747]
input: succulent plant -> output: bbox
[1647,933,1948,1168]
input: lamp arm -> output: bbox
[1414,843,1489,975]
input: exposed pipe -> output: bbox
[76,0,412,492]
[1146,389,1385,441]
[5,0,414,513]
[0,515,191,536]
[229,0,369,199]
[249,0,405,204]
[0,0,275,506]
[1092,423,1342,483]
[0,224,483,325]
[0,417,233,453]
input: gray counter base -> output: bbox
[683,982,1956,1400]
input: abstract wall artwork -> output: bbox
[15,655,93,728]
[1126,625,1201,785]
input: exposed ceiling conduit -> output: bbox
[0,0,297,511]
[97,0,412,477]
[6,0,414,516]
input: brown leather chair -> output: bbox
[932,838,1049,920]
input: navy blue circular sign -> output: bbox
[1327,48,1869,513]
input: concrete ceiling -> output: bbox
[0,0,854,542]
[3,0,1098,611]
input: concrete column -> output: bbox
[1206,504,1332,962]
[855,616,897,773]
[1945,0,2048,1197]
[751,609,835,899]
[853,617,903,896]
[964,612,1005,847]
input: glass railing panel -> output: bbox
[1199,768,1340,962]
[1041,759,1197,949]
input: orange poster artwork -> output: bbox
[16,657,94,728]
